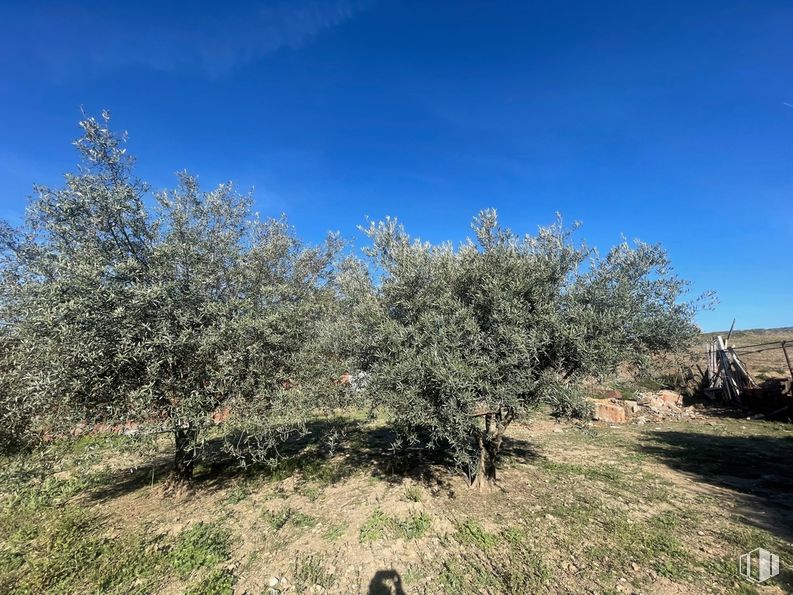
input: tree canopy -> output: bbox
[0,113,702,493]
[0,113,341,481]
[341,211,699,488]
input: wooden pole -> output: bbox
[717,335,737,402]
[728,347,757,389]
[782,341,793,382]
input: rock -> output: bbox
[622,400,639,414]
[268,577,280,588]
[591,399,626,423]
[658,390,682,407]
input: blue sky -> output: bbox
[1,0,791,331]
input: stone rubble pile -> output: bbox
[590,389,700,425]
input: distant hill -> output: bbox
[697,327,793,379]
[701,326,793,339]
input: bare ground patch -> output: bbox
[2,411,792,594]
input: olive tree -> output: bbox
[344,211,698,489]
[0,113,341,481]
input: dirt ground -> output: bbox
[2,407,792,595]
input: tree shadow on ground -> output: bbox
[500,434,541,462]
[640,430,793,542]
[687,400,793,422]
[86,416,542,502]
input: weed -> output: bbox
[455,520,499,549]
[322,522,348,541]
[403,485,424,502]
[359,509,390,542]
[263,508,292,530]
[262,485,290,500]
[225,484,251,504]
[402,565,425,584]
[300,484,322,501]
[490,541,552,593]
[0,504,165,594]
[184,569,235,595]
[292,554,335,591]
[359,508,431,542]
[438,557,495,594]
[500,526,526,545]
[262,507,317,531]
[291,511,319,528]
[263,455,351,486]
[538,459,622,482]
[439,559,470,593]
[446,520,550,594]
[169,522,231,577]
[400,510,432,539]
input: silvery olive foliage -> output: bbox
[342,211,699,488]
[0,113,342,480]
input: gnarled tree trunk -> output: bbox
[171,426,199,485]
[470,407,514,491]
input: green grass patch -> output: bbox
[322,522,348,541]
[292,554,335,591]
[538,460,623,483]
[225,482,253,504]
[184,569,235,595]
[0,504,166,594]
[262,507,318,531]
[439,537,551,595]
[455,520,499,549]
[299,484,322,501]
[359,508,432,542]
[168,522,232,577]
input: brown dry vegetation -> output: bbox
[2,405,792,594]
